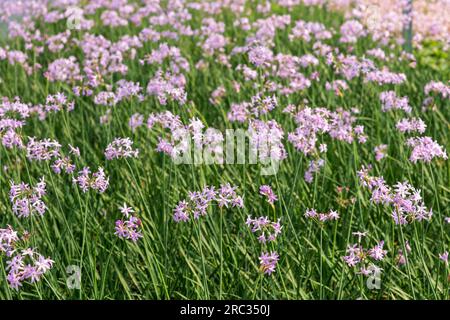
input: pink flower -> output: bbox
[246,216,282,243]
[406,136,447,163]
[105,138,139,160]
[374,144,388,161]
[259,251,279,275]
[259,185,278,204]
[439,252,449,265]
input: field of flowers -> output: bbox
[0,0,449,300]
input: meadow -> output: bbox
[0,0,449,300]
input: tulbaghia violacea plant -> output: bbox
[50,144,80,175]
[0,96,28,148]
[105,137,139,160]
[374,144,388,162]
[424,81,450,100]
[342,232,387,276]
[146,70,187,106]
[72,167,109,193]
[115,204,143,242]
[246,216,282,243]
[364,69,406,85]
[325,79,349,96]
[259,185,278,204]
[0,119,24,149]
[357,166,433,224]
[51,156,76,174]
[288,107,366,183]
[26,137,61,161]
[1,226,54,290]
[304,158,325,183]
[405,136,448,163]
[44,56,82,83]
[9,177,47,218]
[173,184,244,222]
[379,91,411,113]
[6,248,54,290]
[305,208,340,223]
[439,252,449,265]
[42,93,75,114]
[396,118,426,134]
[0,225,19,257]
[248,119,287,165]
[259,251,280,275]
[288,107,367,157]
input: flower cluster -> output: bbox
[0,225,19,257]
[406,137,448,163]
[424,81,449,99]
[343,233,387,276]
[9,177,47,218]
[259,185,278,204]
[305,208,340,223]
[439,252,449,265]
[259,252,280,275]
[115,205,142,242]
[246,216,282,243]
[44,56,81,83]
[396,118,426,134]
[374,144,388,162]
[358,166,433,224]
[340,20,365,43]
[288,107,367,157]
[105,137,139,160]
[73,167,109,193]
[6,248,54,290]
[173,184,243,222]
[304,158,325,183]
[379,91,411,113]
[248,120,288,163]
[26,138,61,161]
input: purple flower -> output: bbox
[2,232,54,290]
[305,208,340,223]
[340,20,365,43]
[406,136,447,163]
[259,185,278,204]
[439,252,449,265]
[425,81,450,99]
[358,166,433,224]
[44,56,81,83]
[374,144,388,162]
[259,251,279,275]
[304,159,325,184]
[396,118,426,134]
[73,167,109,193]
[343,235,387,275]
[26,138,61,161]
[10,177,47,218]
[288,107,365,157]
[369,241,387,261]
[105,137,139,160]
[246,216,282,243]
[379,91,411,113]
[129,113,144,132]
[248,46,273,67]
[173,184,243,222]
[0,225,19,256]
